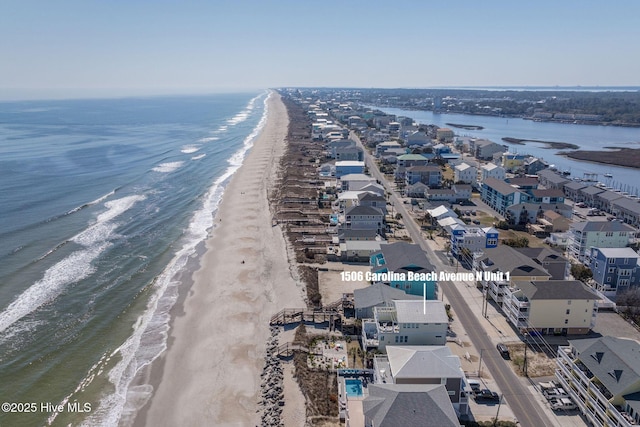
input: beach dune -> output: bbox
[138,92,305,426]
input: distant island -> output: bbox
[352,88,640,127]
[445,122,484,130]
[501,137,580,150]
[559,147,640,168]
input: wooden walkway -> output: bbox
[269,307,340,326]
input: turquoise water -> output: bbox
[345,379,363,397]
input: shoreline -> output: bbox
[134,92,306,426]
[558,147,640,169]
[501,137,580,150]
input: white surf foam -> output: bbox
[180,145,200,154]
[0,195,146,334]
[66,188,118,215]
[226,94,263,126]
[152,161,184,173]
[197,136,219,143]
[87,91,271,427]
[191,153,206,160]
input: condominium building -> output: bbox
[568,221,635,263]
[556,337,640,427]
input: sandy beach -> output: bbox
[137,92,306,426]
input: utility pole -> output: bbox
[478,348,484,377]
[523,332,529,377]
[493,394,503,426]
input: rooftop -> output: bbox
[393,300,449,324]
[517,280,598,300]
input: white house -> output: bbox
[480,163,506,182]
[362,300,448,352]
[454,162,477,184]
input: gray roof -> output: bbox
[339,229,379,239]
[479,246,551,278]
[393,300,449,323]
[346,205,384,216]
[508,202,572,212]
[359,192,386,202]
[563,181,589,191]
[517,280,598,300]
[353,283,420,310]
[612,197,640,215]
[363,384,459,427]
[571,336,640,398]
[483,177,522,195]
[592,247,640,259]
[406,165,441,172]
[571,221,635,233]
[386,346,463,380]
[514,247,567,264]
[580,186,606,196]
[372,242,434,273]
[596,190,626,202]
[538,169,571,185]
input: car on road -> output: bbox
[475,389,500,403]
[496,343,510,359]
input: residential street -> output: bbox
[351,131,556,427]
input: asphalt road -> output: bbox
[350,131,554,427]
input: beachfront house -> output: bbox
[369,242,436,298]
[589,247,640,299]
[373,345,468,415]
[353,283,421,319]
[361,384,460,427]
[361,300,448,352]
[555,336,640,427]
[335,161,365,178]
[339,173,377,191]
[343,205,385,236]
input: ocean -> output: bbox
[0,91,268,426]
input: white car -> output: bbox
[551,397,577,411]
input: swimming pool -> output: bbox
[345,379,363,397]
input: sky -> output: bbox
[1,0,639,99]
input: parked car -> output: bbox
[467,379,481,394]
[551,397,577,411]
[543,387,569,400]
[475,389,500,403]
[496,343,510,359]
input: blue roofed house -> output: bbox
[450,226,499,266]
[589,247,640,299]
[370,242,437,298]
